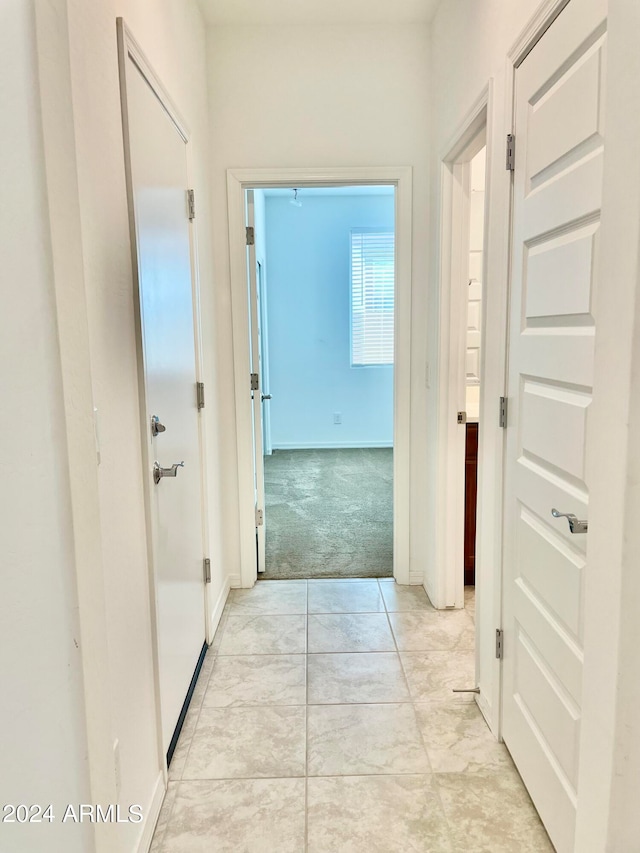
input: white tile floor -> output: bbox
[151,580,554,852]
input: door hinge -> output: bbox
[495,628,504,659]
[187,189,195,220]
[255,508,264,527]
[499,396,508,428]
[203,557,211,584]
[196,381,205,410]
[457,411,467,424]
[250,373,259,391]
[246,225,255,245]
[506,134,515,171]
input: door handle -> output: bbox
[261,394,272,402]
[551,508,588,534]
[153,461,184,485]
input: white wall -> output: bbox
[265,193,394,449]
[0,3,92,851]
[207,22,431,582]
[20,0,224,850]
[574,0,640,847]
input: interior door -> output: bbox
[247,192,266,573]
[122,48,206,752]
[501,1,607,850]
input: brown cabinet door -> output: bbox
[464,423,479,586]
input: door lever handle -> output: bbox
[261,394,272,402]
[551,508,588,534]
[153,461,185,485]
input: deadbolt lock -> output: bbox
[151,415,166,438]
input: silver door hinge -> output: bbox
[496,628,504,660]
[246,225,255,245]
[506,134,515,171]
[187,189,195,220]
[255,508,264,527]
[203,557,211,584]
[499,396,508,428]
[196,382,205,410]
[250,373,259,391]
[457,411,467,424]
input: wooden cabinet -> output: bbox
[464,422,479,586]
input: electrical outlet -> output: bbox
[333,412,342,425]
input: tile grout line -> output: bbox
[395,587,470,850]
[382,596,435,784]
[160,580,486,851]
[177,680,207,780]
[154,597,233,846]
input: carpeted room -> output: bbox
[253,186,396,579]
[264,447,393,579]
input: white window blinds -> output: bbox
[350,229,395,366]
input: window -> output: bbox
[350,228,395,366]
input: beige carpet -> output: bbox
[263,448,393,579]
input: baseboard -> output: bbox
[227,572,241,588]
[136,770,165,853]
[476,690,494,734]
[423,575,438,608]
[409,571,425,585]
[208,576,231,643]
[271,441,394,450]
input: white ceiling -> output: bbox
[263,186,395,198]
[198,0,440,26]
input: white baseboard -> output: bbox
[271,441,393,450]
[136,770,165,853]
[208,576,232,644]
[409,571,424,585]
[476,690,494,734]
[227,572,241,588]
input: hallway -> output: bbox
[151,581,552,852]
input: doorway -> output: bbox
[438,118,489,615]
[464,145,486,591]
[227,167,413,589]
[248,186,395,580]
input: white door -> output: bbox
[247,192,267,572]
[501,1,607,850]
[123,50,206,751]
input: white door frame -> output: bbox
[435,80,512,733]
[227,166,413,589]
[117,19,213,776]
[256,259,273,456]
[437,102,488,613]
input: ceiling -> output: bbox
[198,0,441,26]
[263,186,395,198]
